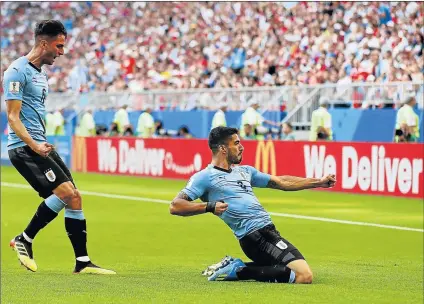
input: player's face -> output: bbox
[226,134,244,165]
[42,34,66,65]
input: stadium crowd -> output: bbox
[1,2,423,93]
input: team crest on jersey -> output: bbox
[9,82,20,93]
[44,169,56,182]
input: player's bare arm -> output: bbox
[266,174,337,191]
[6,99,53,157]
[170,191,228,216]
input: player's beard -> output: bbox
[228,152,242,165]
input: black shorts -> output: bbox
[8,145,75,199]
[239,224,305,266]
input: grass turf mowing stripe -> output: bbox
[2,181,423,233]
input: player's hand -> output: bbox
[214,201,228,216]
[319,174,336,188]
[33,142,54,157]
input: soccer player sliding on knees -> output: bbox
[170,127,336,283]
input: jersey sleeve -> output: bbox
[3,68,26,101]
[245,166,271,188]
[182,171,209,200]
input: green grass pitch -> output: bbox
[1,166,423,303]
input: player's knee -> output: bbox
[55,184,81,208]
[56,188,74,204]
[71,189,82,209]
[295,270,313,284]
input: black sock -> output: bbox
[24,202,59,239]
[236,264,293,283]
[65,218,88,259]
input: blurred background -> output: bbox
[1,1,423,142]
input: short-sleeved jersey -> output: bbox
[183,164,272,239]
[3,56,49,149]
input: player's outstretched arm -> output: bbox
[170,191,228,217]
[6,100,53,157]
[266,174,336,191]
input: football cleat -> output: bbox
[74,261,116,275]
[10,234,37,272]
[208,258,245,281]
[202,255,234,276]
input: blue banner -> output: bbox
[1,135,72,167]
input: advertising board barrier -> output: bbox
[74,136,423,198]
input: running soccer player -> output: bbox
[170,126,336,283]
[3,20,115,274]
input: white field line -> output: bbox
[2,182,423,233]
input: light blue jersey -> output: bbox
[3,56,49,150]
[183,164,272,239]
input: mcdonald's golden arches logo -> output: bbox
[255,140,276,175]
[72,136,87,173]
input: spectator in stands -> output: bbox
[123,125,135,137]
[281,122,296,141]
[76,108,96,137]
[242,124,256,140]
[153,120,165,138]
[113,105,131,135]
[3,2,421,93]
[395,93,420,142]
[178,126,193,138]
[136,106,155,138]
[211,102,228,130]
[309,97,333,141]
[108,123,119,137]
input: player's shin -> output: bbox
[64,209,89,261]
[236,264,296,283]
[23,194,66,241]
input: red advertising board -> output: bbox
[73,136,423,198]
[73,136,213,179]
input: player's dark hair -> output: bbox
[208,127,239,153]
[34,20,67,39]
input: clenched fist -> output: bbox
[214,201,228,215]
[32,142,54,157]
[319,174,337,188]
